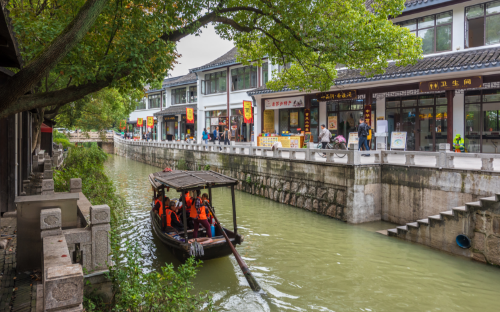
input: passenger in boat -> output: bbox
[153,195,169,217]
[193,193,212,238]
[164,201,184,232]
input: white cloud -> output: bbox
[170,24,234,77]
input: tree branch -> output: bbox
[0,0,110,117]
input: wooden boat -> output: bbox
[148,170,244,261]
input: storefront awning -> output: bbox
[154,104,197,117]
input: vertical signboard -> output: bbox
[186,108,195,124]
[364,104,372,126]
[263,110,275,133]
[119,120,126,130]
[147,116,154,128]
[243,100,253,123]
[304,108,311,132]
[137,118,143,127]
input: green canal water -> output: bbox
[105,155,500,312]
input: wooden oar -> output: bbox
[204,202,262,292]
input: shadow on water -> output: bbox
[105,155,500,312]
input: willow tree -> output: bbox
[2,0,421,121]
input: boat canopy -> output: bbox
[150,170,238,191]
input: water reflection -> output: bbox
[105,155,500,312]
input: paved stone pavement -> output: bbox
[0,217,38,312]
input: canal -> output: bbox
[105,155,500,312]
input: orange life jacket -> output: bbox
[166,209,179,227]
[198,200,208,220]
[190,196,200,218]
[155,199,164,216]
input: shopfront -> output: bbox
[263,96,306,134]
[384,94,447,151]
[464,89,500,153]
[206,110,227,137]
[179,114,196,140]
[230,108,252,142]
[163,115,178,141]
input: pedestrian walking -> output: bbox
[358,118,371,156]
[318,124,332,157]
[202,128,208,144]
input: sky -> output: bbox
[169,24,234,78]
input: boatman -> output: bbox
[454,134,465,153]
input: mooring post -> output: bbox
[231,185,237,235]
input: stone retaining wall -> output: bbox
[114,141,382,223]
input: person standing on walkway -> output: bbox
[454,134,465,153]
[202,128,208,144]
[318,124,331,157]
[358,118,371,156]
[222,127,231,145]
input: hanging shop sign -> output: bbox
[390,132,407,151]
[264,96,304,109]
[263,110,275,133]
[163,116,177,122]
[119,120,127,130]
[317,90,357,101]
[328,115,337,130]
[364,104,372,126]
[419,76,482,92]
[243,100,253,124]
[304,108,311,132]
[186,108,195,124]
[147,116,154,128]
[137,118,143,127]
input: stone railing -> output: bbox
[115,138,500,171]
[68,131,113,140]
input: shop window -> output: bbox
[136,97,146,110]
[171,88,186,105]
[396,11,452,54]
[231,66,257,91]
[148,94,161,109]
[262,63,269,86]
[466,1,500,48]
[419,94,435,106]
[188,86,197,103]
[201,71,226,95]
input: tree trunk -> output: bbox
[0,0,110,118]
[31,109,44,154]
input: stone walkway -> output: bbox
[0,216,38,312]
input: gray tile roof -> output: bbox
[153,104,197,117]
[163,72,197,87]
[247,47,500,96]
[189,47,238,72]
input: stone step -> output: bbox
[452,206,467,212]
[440,210,454,217]
[397,225,408,232]
[417,218,429,225]
[428,214,442,221]
[387,228,397,234]
[407,222,419,228]
[481,196,497,203]
[466,201,482,208]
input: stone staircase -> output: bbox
[386,194,500,265]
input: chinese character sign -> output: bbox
[264,96,305,109]
[147,116,154,128]
[186,108,195,124]
[364,104,372,126]
[304,108,311,132]
[318,90,357,101]
[243,100,253,123]
[137,118,143,127]
[419,76,482,92]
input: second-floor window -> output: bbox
[397,11,452,54]
[231,66,257,91]
[262,63,269,86]
[189,86,197,103]
[466,1,500,48]
[148,94,161,109]
[202,71,227,95]
[172,88,186,104]
[136,97,146,110]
